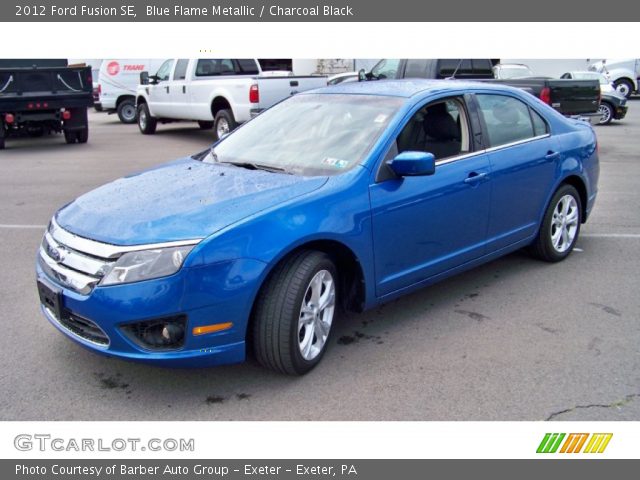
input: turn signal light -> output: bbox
[193,322,233,336]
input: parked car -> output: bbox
[362,59,601,122]
[327,72,359,85]
[493,63,534,79]
[36,80,599,375]
[589,58,640,98]
[136,58,328,139]
[0,59,93,149]
[561,71,628,125]
[97,59,168,123]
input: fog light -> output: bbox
[120,315,186,351]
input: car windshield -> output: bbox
[203,94,403,176]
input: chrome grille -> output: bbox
[39,220,116,295]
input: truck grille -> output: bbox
[38,218,117,295]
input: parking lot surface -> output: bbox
[1,106,639,421]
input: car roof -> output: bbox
[309,79,520,98]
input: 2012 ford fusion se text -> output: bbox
[36,80,599,375]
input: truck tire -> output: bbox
[0,125,5,150]
[214,109,237,140]
[614,79,633,99]
[117,99,137,124]
[598,102,614,125]
[252,250,338,375]
[76,127,89,143]
[64,129,77,144]
[137,103,157,134]
[198,120,214,130]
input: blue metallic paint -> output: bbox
[36,80,599,367]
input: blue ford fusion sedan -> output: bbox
[36,80,599,375]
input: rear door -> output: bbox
[473,93,558,251]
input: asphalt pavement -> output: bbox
[1,104,638,421]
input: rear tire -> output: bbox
[198,120,214,130]
[137,103,157,134]
[117,99,137,124]
[64,129,77,144]
[252,250,338,375]
[76,127,89,143]
[214,109,236,140]
[0,125,5,150]
[530,184,582,262]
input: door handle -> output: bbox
[182,85,186,94]
[164,86,170,93]
[464,172,489,184]
[545,151,560,161]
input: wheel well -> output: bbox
[211,97,231,118]
[561,176,588,223]
[615,77,634,86]
[136,96,147,106]
[116,95,135,107]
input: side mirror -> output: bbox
[140,71,149,85]
[358,68,367,82]
[387,151,436,177]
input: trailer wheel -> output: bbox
[117,99,137,124]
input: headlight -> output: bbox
[100,245,195,286]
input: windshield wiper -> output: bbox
[219,161,292,174]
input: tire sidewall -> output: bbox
[214,110,236,140]
[288,256,338,374]
[598,102,613,125]
[117,100,137,124]
[137,104,156,134]
[540,185,582,261]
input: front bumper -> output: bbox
[36,257,266,368]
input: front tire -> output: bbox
[214,109,237,140]
[252,250,338,375]
[598,102,614,125]
[137,103,157,134]
[531,184,582,262]
[614,79,633,99]
[117,99,137,124]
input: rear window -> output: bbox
[195,59,235,77]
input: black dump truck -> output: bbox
[0,59,93,150]
[362,59,601,123]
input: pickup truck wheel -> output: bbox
[614,79,633,99]
[530,184,582,262]
[252,250,338,375]
[137,103,157,134]
[117,99,137,124]
[214,109,236,140]
[598,102,614,125]
[76,127,89,143]
[198,121,214,130]
[63,129,77,144]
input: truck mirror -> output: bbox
[140,71,149,85]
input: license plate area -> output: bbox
[37,278,63,320]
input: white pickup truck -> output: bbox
[136,59,327,139]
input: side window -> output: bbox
[438,59,471,78]
[371,59,400,79]
[155,60,174,82]
[530,108,549,136]
[475,94,535,147]
[195,59,236,77]
[173,59,189,80]
[396,97,470,161]
[236,59,260,74]
[404,60,427,79]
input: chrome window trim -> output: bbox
[50,217,202,260]
[434,133,551,167]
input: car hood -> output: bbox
[56,158,328,245]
